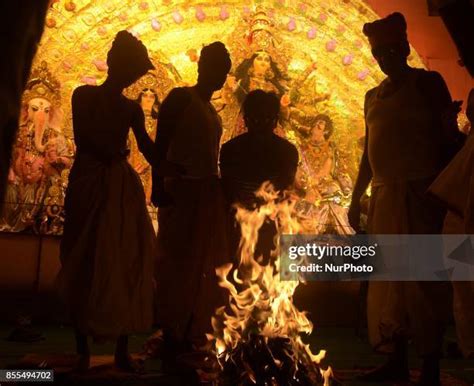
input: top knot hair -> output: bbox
[363,12,408,49]
[198,41,232,72]
[107,30,154,76]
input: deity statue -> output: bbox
[221,7,351,234]
[292,113,353,234]
[0,62,73,233]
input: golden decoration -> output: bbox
[22,61,61,106]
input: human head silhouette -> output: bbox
[243,90,280,134]
[106,31,154,89]
[363,12,410,77]
[197,42,232,92]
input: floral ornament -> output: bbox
[287,17,296,31]
[46,17,57,28]
[151,18,161,31]
[307,26,317,39]
[326,39,337,52]
[195,7,206,22]
[342,54,354,66]
[173,10,184,24]
[65,1,76,12]
[357,69,369,80]
[219,6,230,20]
[93,59,108,71]
[81,76,97,85]
[318,13,328,23]
[186,49,199,62]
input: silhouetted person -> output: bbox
[430,88,474,359]
[348,13,465,386]
[150,42,232,366]
[220,90,298,262]
[56,31,176,373]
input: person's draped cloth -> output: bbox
[365,69,450,356]
[56,86,155,340]
[153,87,230,345]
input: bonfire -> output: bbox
[207,183,333,385]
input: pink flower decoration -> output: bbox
[173,10,183,24]
[151,18,161,31]
[319,13,328,23]
[81,76,97,85]
[119,12,128,22]
[287,17,296,32]
[354,39,363,48]
[219,6,229,20]
[97,26,107,36]
[139,2,149,10]
[307,27,317,39]
[337,25,346,34]
[195,7,206,22]
[326,39,337,52]
[81,42,89,51]
[343,54,354,66]
[93,59,108,71]
[358,69,370,80]
[63,61,72,71]
[243,6,251,17]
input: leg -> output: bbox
[114,335,143,373]
[74,329,90,372]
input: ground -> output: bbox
[1,325,473,385]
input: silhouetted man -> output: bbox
[348,12,464,386]
[220,90,298,262]
[151,42,232,367]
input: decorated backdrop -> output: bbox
[0,0,426,235]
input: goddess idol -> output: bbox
[219,7,351,233]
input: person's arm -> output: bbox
[348,92,373,232]
[419,71,466,163]
[130,103,158,167]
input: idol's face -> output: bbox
[253,52,271,76]
[141,89,156,111]
[27,97,51,122]
[311,119,326,142]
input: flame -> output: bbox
[208,182,332,385]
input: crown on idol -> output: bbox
[22,61,61,106]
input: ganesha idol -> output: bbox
[0,62,73,233]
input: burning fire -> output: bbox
[207,182,333,385]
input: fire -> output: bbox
[207,182,333,385]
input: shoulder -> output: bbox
[415,69,447,88]
[164,87,192,105]
[364,86,378,102]
[221,134,249,152]
[72,85,95,101]
[272,134,299,158]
